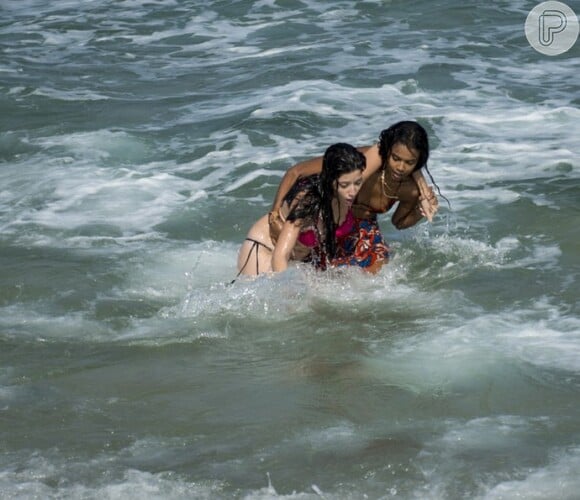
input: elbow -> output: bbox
[392,216,406,230]
[392,216,419,230]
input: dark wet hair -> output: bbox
[320,143,366,260]
[379,120,449,208]
[286,143,366,263]
[378,120,429,172]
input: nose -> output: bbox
[392,162,406,176]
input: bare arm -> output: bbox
[271,143,382,211]
[391,172,438,229]
[391,199,424,229]
[271,220,302,272]
[412,170,438,222]
[271,157,323,211]
[359,144,383,180]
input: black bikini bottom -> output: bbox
[231,238,273,284]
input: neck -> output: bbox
[382,168,401,198]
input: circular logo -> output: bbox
[525,1,579,55]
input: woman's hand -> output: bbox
[418,186,438,222]
[268,210,285,244]
[412,171,438,222]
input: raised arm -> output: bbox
[271,157,323,212]
[272,143,381,212]
[359,144,383,180]
[271,220,302,272]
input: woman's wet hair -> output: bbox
[285,143,365,263]
[320,143,365,260]
[378,120,429,172]
[379,120,449,208]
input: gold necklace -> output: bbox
[381,167,401,200]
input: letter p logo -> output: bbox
[526,1,579,55]
[539,9,567,46]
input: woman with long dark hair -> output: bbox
[269,121,443,273]
[236,143,366,276]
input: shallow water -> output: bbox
[1,0,580,498]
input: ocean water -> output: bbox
[1,0,579,498]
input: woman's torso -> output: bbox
[353,168,420,219]
[297,208,355,248]
[352,169,396,218]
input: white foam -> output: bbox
[31,87,110,101]
[414,416,562,499]
[126,241,238,300]
[177,265,311,322]
[354,292,580,397]
[11,172,189,234]
[497,308,580,373]
[0,439,330,499]
[0,455,224,500]
[0,305,113,343]
[41,28,93,47]
[482,447,580,500]
[294,422,363,455]
[0,132,204,239]
[469,306,578,371]
[424,415,542,455]
[32,130,150,163]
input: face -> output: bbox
[334,170,364,207]
[387,142,419,181]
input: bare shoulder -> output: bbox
[359,143,383,179]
